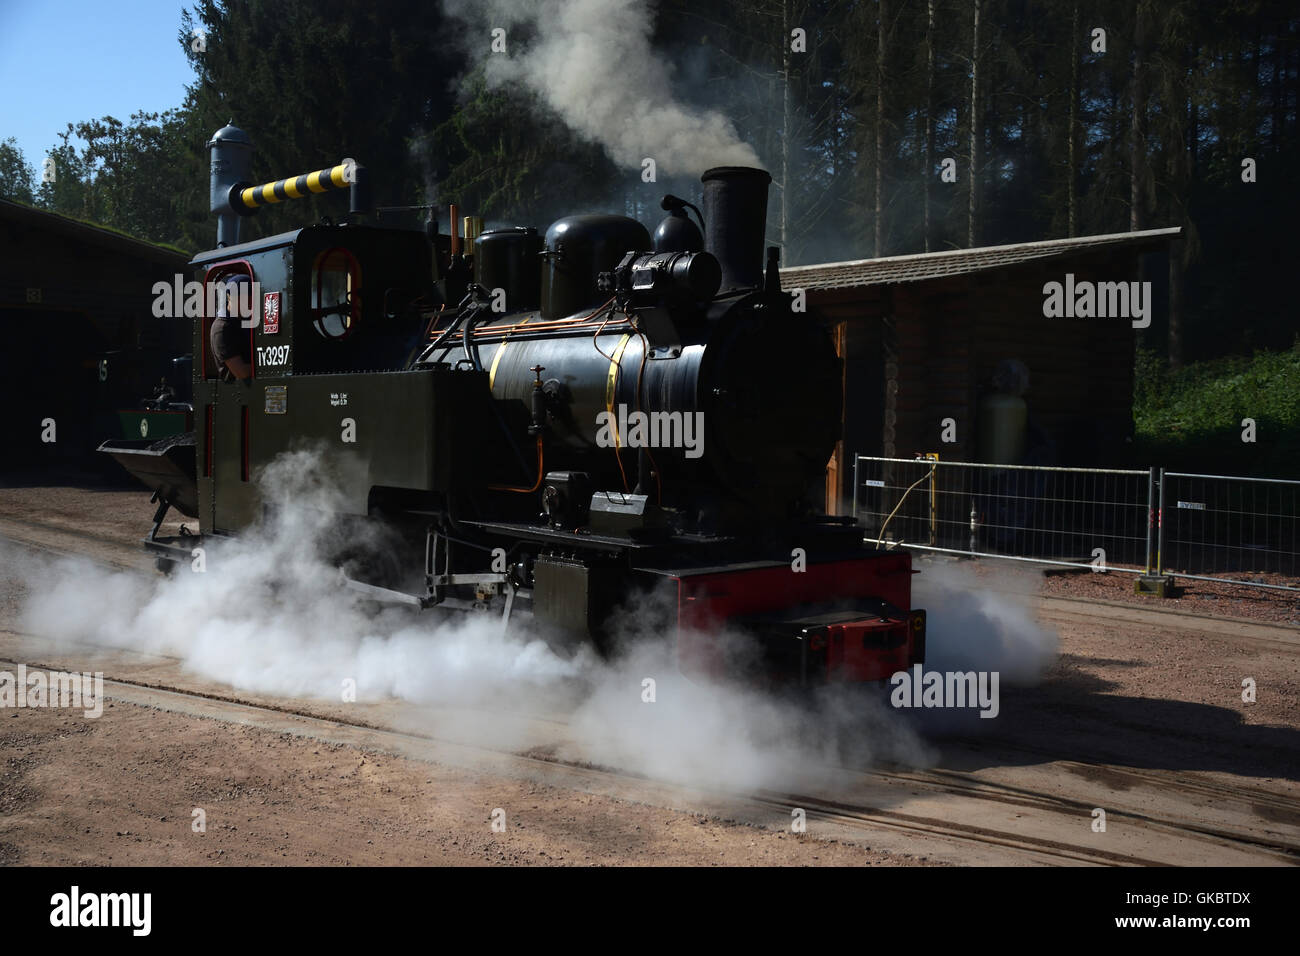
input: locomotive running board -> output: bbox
[459,519,657,551]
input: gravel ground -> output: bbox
[0,482,1296,866]
[946,556,1300,628]
[1,703,925,867]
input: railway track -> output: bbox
[3,651,1296,866]
[856,765,1300,864]
[2,526,1298,865]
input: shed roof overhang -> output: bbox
[0,197,191,268]
[779,227,1181,301]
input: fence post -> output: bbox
[851,455,859,526]
[928,453,938,546]
[1143,466,1155,575]
[1156,467,1166,576]
[1135,466,1175,597]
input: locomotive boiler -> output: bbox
[102,124,926,685]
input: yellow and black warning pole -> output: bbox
[207,122,370,247]
[235,162,360,211]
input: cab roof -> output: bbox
[190,228,303,267]
[189,222,429,268]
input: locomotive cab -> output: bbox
[187,223,443,532]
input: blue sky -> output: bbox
[0,0,199,166]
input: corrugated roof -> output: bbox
[778,226,1181,291]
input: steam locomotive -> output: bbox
[102,124,925,685]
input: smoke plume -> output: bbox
[443,0,760,177]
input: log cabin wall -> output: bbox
[961,250,1141,467]
[785,229,1177,514]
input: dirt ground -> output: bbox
[0,703,918,866]
[0,484,1297,866]
[1036,564,1300,627]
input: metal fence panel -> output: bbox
[1158,471,1300,592]
[852,456,1152,572]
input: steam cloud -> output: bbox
[443,0,761,176]
[4,450,1058,793]
[914,559,1059,685]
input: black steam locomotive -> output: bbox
[102,124,925,685]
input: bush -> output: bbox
[1133,341,1300,478]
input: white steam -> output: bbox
[4,452,1058,794]
[444,0,761,176]
[913,558,1059,684]
[12,450,587,710]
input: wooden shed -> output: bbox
[0,199,191,467]
[779,227,1181,513]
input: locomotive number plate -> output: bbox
[257,344,290,366]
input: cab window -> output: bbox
[311,247,361,339]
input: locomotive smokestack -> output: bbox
[700,166,771,292]
[208,123,254,247]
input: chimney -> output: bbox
[700,166,771,292]
[207,123,253,247]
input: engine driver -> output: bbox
[210,273,254,381]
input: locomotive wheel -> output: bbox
[155,556,177,577]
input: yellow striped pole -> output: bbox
[234,162,355,211]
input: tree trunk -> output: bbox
[1271,17,1283,156]
[781,0,792,259]
[1168,237,1184,369]
[1130,2,1147,233]
[924,0,935,251]
[1254,13,1265,160]
[1067,2,1079,237]
[968,0,980,248]
[1188,39,1198,175]
[1167,33,1195,371]
[875,0,887,257]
